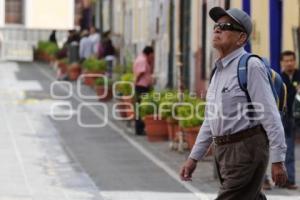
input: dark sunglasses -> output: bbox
[213,22,246,33]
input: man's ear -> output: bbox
[239,33,248,45]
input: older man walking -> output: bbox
[180,7,287,200]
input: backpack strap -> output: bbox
[237,53,261,103]
[237,53,283,121]
[237,53,279,104]
[237,53,256,119]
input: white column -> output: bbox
[69,0,75,29]
[0,0,5,27]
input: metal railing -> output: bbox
[0,27,67,61]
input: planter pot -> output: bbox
[48,55,56,62]
[35,50,44,61]
[68,63,81,81]
[166,119,179,141]
[44,53,54,62]
[95,85,113,101]
[58,61,68,74]
[40,52,50,62]
[116,103,128,118]
[121,96,135,120]
[144,115,168,142]
[83,70,105,87]
[183,126,201,150]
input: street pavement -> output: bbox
[0,60,299,200]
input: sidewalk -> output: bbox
[0,61,103,200]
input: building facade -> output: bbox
[95,0,300,94]
[0,0,75,29]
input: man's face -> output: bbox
[147,53,154,65]
[212,16,245,49]
[90,27,96,34]
[281,55,296,72]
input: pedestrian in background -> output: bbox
[180,7,287,200]
[133,46,155,135]
[79,29,93,63]
[49,30,57,44]
[103,39,116,79]
[88,26,100,56]
[280,50,300,189]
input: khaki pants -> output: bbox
[214,129,269,200]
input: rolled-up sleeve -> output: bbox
[189,115,212,161]
[247,58,287,163]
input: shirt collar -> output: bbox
[219,47,246,68]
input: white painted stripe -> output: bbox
[0,62,103,200]
[36,64,106,200]
[2,106,34,197]
[100,191,214,200]
[36,62,300,200]
[37,64,212,200]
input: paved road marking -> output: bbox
[0,62,104,200]
[37,63,300,200]
[37,64,212,200]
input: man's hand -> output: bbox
[180,158,197,181]
[272,162,287,187]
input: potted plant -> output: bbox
[177,96,205,150]
[140,92,168,142]
[94,76,113,101]
[35,41,49,61]
[36,41,59,62]
[116,73,135,119]
[45,43,59,62]
[82,58,106,86]
[57,58,69,75]
[159,90,180,141]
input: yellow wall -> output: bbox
[191,0,201,52]
[282,0,299,51]
[226,0,299,56]
[230,0,270,58]
[230,0,242,9]
[251,0,269,59]
[26,0,74,29]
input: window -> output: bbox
[5,0,24,24]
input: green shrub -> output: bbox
[139,90,180,119]
[82,58,96,71]
[83,58,107,72]
[116,73,134,96]
[58,58,68,64]
[158,90,180,120]
[177,96,205,128]
[37,41,49,51]
[138,90,206,124]
[45,43,59,56]
[139,92,159,118]
[95,59,107,72]
[37,41,59,56]
[95,76,113,86]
